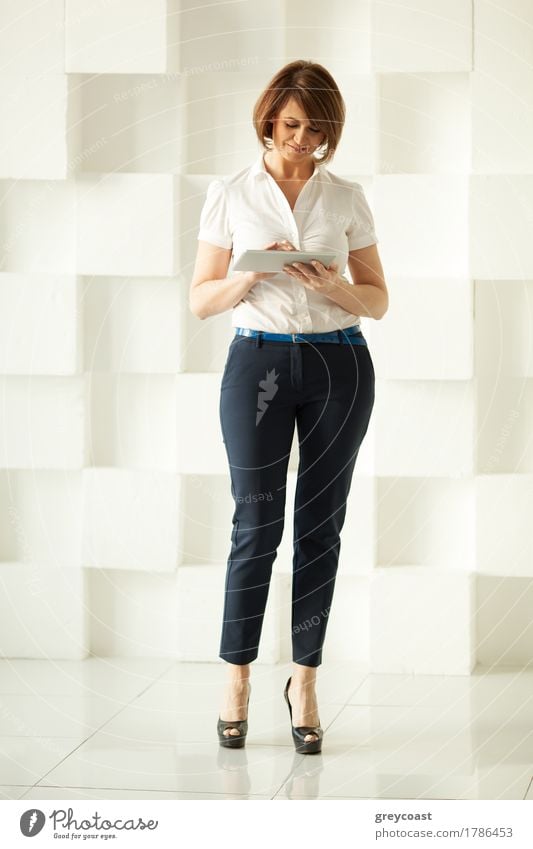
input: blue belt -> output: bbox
[234,325,367,345]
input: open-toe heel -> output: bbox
[284,676,323,754]
[217,682,251,749]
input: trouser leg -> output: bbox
[291,342,376,667]
[218,336,296,664]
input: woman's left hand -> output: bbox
[283,258,341,295]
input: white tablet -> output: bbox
[233,249,338,273]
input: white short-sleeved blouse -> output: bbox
[196,150,378,333]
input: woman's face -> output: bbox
[270,98,327,162]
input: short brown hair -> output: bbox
[252,60,346,165]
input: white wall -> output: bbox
[0,0,532,672]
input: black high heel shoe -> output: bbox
[217,681,251,748]
[284,676,323,754]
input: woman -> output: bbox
[190,59,388,754]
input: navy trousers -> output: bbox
[218,332,375,667]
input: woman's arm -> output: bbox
[189,241,253,320]
[326,244,388,320]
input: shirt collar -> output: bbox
[251,150,324,180]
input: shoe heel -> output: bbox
[217,683,251,748]
[284,676,323,755]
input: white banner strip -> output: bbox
[1,798,532,847]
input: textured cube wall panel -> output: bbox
[0,0,65,76]
[183,306,235,373]
[470,176,533,279]
[475,575,533,667]
[320,575,370,666]
[0,377,86,469]
[0,470,82,569]
[330,73,376,175]
[0,274,80,375]
[88,567,180,656]
[374,381,475,477]
[0,180,77,273]
[375,175,469,278]
[0,75,72,180]
[475,280,533,474]
[179,175,225,292]
[286,0,372,75]
[176,374,227,474]
[369,567,475,674]
[372,0,473,72]
[76,173,178,276]
[475,280,533,378]
[180,0,284,76]
[75,73,183,174]
[84,277,183,374]
[473,0,533,172]
[183,475,239,567]
[471,69,533,174]
[371,277,473,380]
[86,374,178,469]
[65,0,180,74]
[377,478,476,570]
[476,475,533,577]
[476,378,533,475]
[183,71,267,175]
[82,468,181,572]
[0,563,88,659]
[378,73,470,174]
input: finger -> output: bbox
[291,262,313,275]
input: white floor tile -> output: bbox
[0,785,31,799]
[325,702,533,761]
[0,657,174,698]
[272,751,532,800]
[346,666,532,709]
[0,692,128,738]
[0,737,84,785]
[17,785,271,800]
[38,732,303,795]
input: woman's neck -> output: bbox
[263,149,316,182]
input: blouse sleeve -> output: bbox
[346,183,378,250]
[196,179,233,249]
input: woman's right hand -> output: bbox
[243,240,298,285]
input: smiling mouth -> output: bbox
[288,144,306,153]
